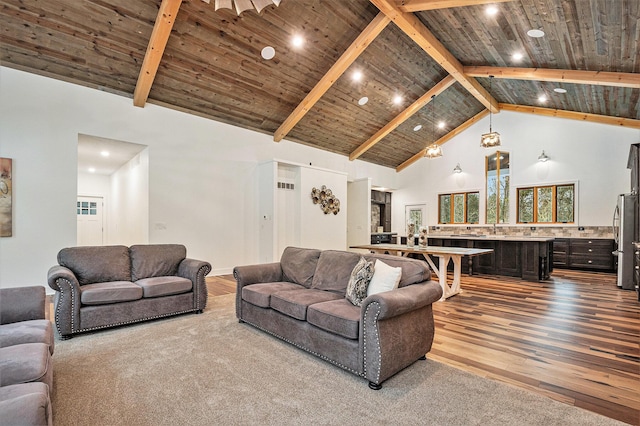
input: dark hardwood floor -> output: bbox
[207,269,640,425]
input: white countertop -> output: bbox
[428,234,555,242]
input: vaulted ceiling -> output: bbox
[1,0,638,171]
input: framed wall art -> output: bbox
[0,157,12,237]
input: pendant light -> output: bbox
[480,76,501,148]
[425,95,443,158]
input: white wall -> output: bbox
[0,66,395,287]
[347,178,372,247]
[393,111,639,234]
[299,166,347,251]
[109,149,149,246]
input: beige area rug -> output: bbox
[52,294,624,426]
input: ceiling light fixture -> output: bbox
[88,167,96,173]
[527,29,545,38]
[512,52,523,62]
[538,94,547,103]
[358,97,368,106]
[538,150,549,162]
[413,124,422,132]
[100,151,110,157]
[438,121,445,129]
[453,163,462,174]
[393,95,403,105]
[204,0,281,15]
[554,87,567,94]
[261,46,275,60]
[425,95,442,159]
[352,70,363,82]
[480,76,501,148]
[486,6,498,16]
[292,35,304,48]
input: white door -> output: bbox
[77,196,104,246]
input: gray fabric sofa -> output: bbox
[234,246,443,389]
[0,286,54,426]
[47,244,211,339]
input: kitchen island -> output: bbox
[426,234,555,281]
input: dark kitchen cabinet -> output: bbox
[553,238,615,272]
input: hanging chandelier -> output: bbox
[202,0,281,15]
[425,143,443,158]
[425,95,443,158]
[480,75,501,148]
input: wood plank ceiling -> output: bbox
[1,0,638,170]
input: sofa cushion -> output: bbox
[242,282,306,308]
[280,247,321,288]
[0,343,51,387]
[79,281,143,305]
[364,253,431,288]
[130,244,187,281]
[307,299,360,340]
[345,257,374,306]
[367,259,402,296]
[136,276,192,298]
[0,320,54,355]
[0,383,52,426]
[271,289,342,321]
[311,250,361,296]
[58,245,130,285]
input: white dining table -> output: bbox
[350,243,494,301]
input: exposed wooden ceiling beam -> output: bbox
[397,0,517,13]
[133,0,182,108]
[396,109,489,172]
[465,66,640,89]
[273,12,391,142]
[369,0,499,113]
[500,104,640,129]
[350,75,455,161]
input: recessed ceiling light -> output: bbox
[538,94,547,103]
[352,70,363,82]
[438,121,446,129]
[292,35,304,48]
[261,46,275,60]
[393,95,403,105]
[88,167,96,173]
[100,150,110,157]
[527,29,545,38]
[358,96,369,106]
[554,87,567,94]
[413,124,422,132]
[486,6,498,16]
[512,52,524,61]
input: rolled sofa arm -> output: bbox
[178,258,212,311]
[362,280,443,321]
[47,265,82,337]
[233,262,283,288]
[0,286,46,324]
[360,280,443,386]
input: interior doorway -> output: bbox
[77,196,104,246]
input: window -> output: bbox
[77,201,97,216]
[517,184,575,223]
[486,151,509,224]
[439,192,480,224]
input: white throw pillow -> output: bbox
[367,259,402,296]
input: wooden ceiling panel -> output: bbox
[0,0,156,94]
[286,23,451,164]
[0,0,637,169]
[147,0,378,135]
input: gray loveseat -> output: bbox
[0,286,55,426]
[234,247,443,389]
[47,244,211,339]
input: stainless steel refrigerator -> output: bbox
[613,193,637,289]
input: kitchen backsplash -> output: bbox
[428,225,614,239]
